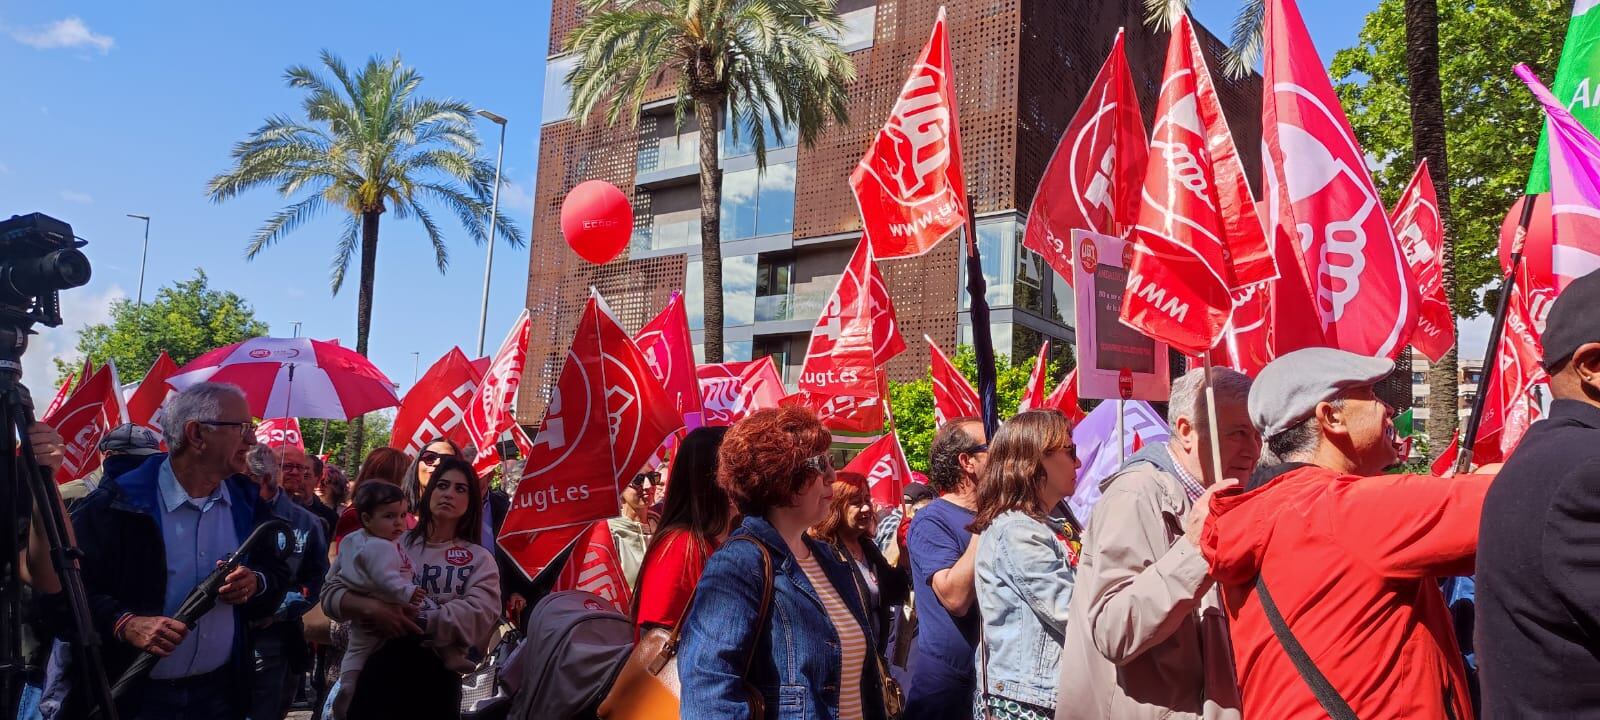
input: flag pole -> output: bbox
[1200,356,1225,487]
[966,198,1000,437]
[1117,399,1126,462]
[1456,195,1535,473]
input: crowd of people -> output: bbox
[13,271,1600,719]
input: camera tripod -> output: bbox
[0,324,117,720]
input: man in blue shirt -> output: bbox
[72,382,289,720]
[907,418,989,720]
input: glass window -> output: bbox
[541,54,580,125]
[959,220,1019,310]
[686,255,759,330]
[1015,247,1047,316]
[838,5,877,51]
[1412,372,1426,385]
[650,210,700,251]
[720,162,796,241]
[723,104,797,158]
[755,255,794,322]
[957,322,1013,361]
[692,342,753,364]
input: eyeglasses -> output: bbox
[281,463,311,474]
[198,420,256,439]
[962,444,989,455]
[1049,444,1079,461]
[803,453,834,474]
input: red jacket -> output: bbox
[1200,464,1489,719]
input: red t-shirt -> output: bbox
[634,528,715,633]
[332,506,417,552]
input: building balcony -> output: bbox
[636,133,702,189]
[754,279,832,324]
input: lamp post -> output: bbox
[411,351,421,385]
[475,109,508,358]
[127,214,150,306]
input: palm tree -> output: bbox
[1148,0,1459,456]
[564,0,855,363]
[208,51,523,465]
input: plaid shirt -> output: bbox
[1168,445,1207,503]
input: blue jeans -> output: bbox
[15,682,42,720]
[249,627,299,720]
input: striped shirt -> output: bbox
[798,554,868,720]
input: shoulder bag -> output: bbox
[836,542,906,719]
[598,535,774,719]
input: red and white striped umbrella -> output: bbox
[168,337,399,420]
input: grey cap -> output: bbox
[1248,348,1394,438]
[98,423,162,456]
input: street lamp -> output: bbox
[127,214,150,306]
[411,351,421,384]
[475,109,508,358]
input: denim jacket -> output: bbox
[975,510,1077,708]
[680,515,888,720]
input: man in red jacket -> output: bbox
[1199,347,1492,719]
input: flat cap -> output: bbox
[98,423,162,456]
[1541,269,1600,370]
[1248,348,1394,438]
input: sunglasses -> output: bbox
[962,444,989,455]
[1050,444,1080,461]
[419,450,453,465]
[803,453,835,474]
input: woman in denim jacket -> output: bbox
[969,410,1083,720]
[680,407,889,720]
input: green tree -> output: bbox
[55,269,270,384]
[207,51,524,464]
[564,0,855,364]
[887,345,1072,472]
[300,415,392,473]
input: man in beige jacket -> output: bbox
[1056,368,1257,720]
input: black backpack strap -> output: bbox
[1254,574,1359,720]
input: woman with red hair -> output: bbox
[679,407,892,719]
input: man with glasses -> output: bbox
[248,445,328,720]
[1057,368,1256,720]
[278,446,337,536]
[70,382,290,720]
[905,417,989,720]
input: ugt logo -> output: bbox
[870,62,953,206]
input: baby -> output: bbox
[326,481,434,719]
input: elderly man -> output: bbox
[247,445,328,720]
[1198,348,1490,719]
[278,446,338,535]
[1478,270,1600,716]
[71,382,289,720]
[1057,368,1253,720]
[905,417,989,720]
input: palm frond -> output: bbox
[1144,0,1191,31]
[417,181,490,245]
[404,199,450,273]
[1223,0,1268,79]
[246,194,327,260]
[329,215,361,295]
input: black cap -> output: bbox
[902,482,935,505]
[1541,270,1600,370]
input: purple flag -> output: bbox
[1067,399,1171,525]
[1517,63,1600,289]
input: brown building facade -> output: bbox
[520,0,1267,422]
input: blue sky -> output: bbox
[1,0,1396,395]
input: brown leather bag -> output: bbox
[598,536,774,719]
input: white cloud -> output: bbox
[497,179,536,215]
[23,284,126,392]
[8,17,114,53]
[59,190,92,204]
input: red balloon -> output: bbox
[560,180,633,265]
[1499,193,1553,287]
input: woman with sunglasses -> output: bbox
[969,410,1083,720]
[403,439,461,514]
[679,407,891,720]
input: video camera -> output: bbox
[0,212,91,331]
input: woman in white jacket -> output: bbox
[322,455,501,719]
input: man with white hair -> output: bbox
[71,382,290,720]
[1057,368,1254,720]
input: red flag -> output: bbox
[390,347,485,457]
[799,240,905,397]
[127,351,179,431]
[698,358,787,427]
[841,433,915,507]
[851,7,968,259]
[464,310,533,475]
[1474,276,1549,460]
[635,290,704,429]
[1130,431,1145,454]
[1263,0,1420,359]
[1023,30,1147,286]
[45,362,127,484]
[1041,366,1086,423]
[1388,162,1454,362]
[927,336,981,426]
[551,520,633,613]
[1017,341,1052,413]
[783,391,888,435]
[43,373,75,421]
[1122,14,1276,356]
[254,417,305,451]
[500,292,683,578]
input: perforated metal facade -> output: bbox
[520,0,1276,422]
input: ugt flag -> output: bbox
[1528,0,1600,193]
[634,291,704,429]
[1388,161,1455,362]
[851,6,968,259]
[1022,29,1147,287]
[45,361,128,484]
[391,347,484,457]
[1121,14,1276,356]
[798,239,905,397]
[126,351,179,432]
[1263,0,1419,359]
[1518,63,1600,290]
[840,432,915,508]
[1016,341,1052,414]
[500,291,682,578]
[927,336,980,426]
[463,310,532,475]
